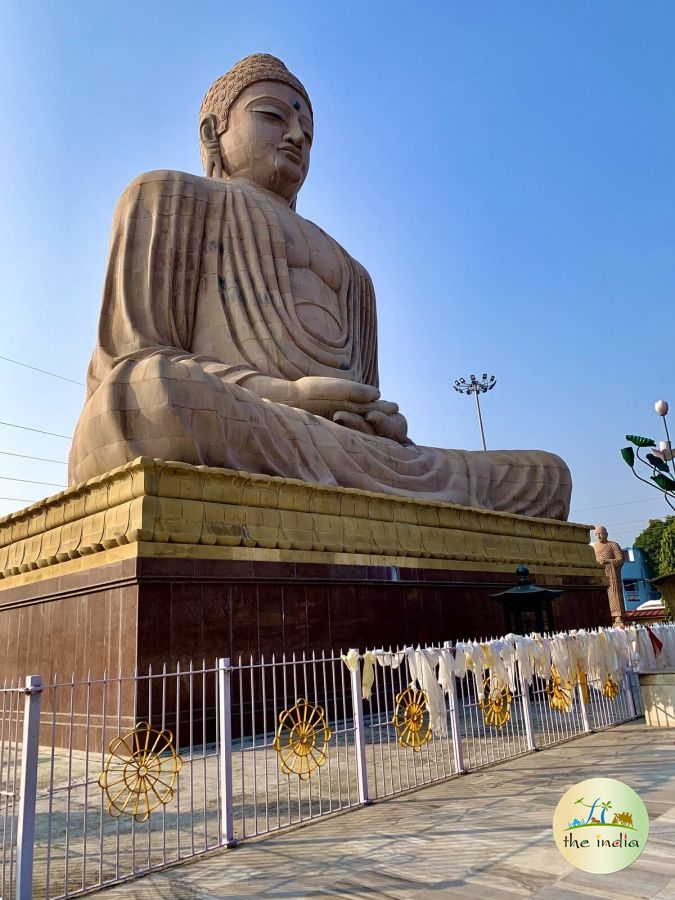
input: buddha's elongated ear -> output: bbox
[199,114,224,178]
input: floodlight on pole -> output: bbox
[453,373,497,451]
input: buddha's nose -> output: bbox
[284,119,305,147]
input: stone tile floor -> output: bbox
[96,720,675,899]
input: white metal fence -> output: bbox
[0,628,653,899]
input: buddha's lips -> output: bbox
[279,145,302,161]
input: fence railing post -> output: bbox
[348,656,370,805]
[517,665,537,751]
[624,669,637,719]
[632,667,645,716]
[443,644,465,773]
[217,658,236,847]
[16,674,42,900]
[577,675,592,734]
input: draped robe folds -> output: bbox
[593,540,626,620]
[68,169,572,519]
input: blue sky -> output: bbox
[1,1,674,546]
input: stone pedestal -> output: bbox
[0,456,609,679]
[0,458,608,746]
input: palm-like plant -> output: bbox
[574,796,612,824]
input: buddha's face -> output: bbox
[218,80,313,204]
[594,527,608,543]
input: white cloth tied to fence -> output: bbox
[512,635,550,685]
[586,631,617,687]
[347,647,450,736]
[567,631,589,682]
[341,649,377,700]
[465,641,485,675]
[498,637,518,692]
[636,623,675,671]
[406,649,448,738]
[436,647,456,694]
[341,649,360,672]
[551,633,574,685]
[480,642,511,696]
[342,624,675,739]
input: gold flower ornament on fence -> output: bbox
[273,698,332,779]
[547,666,573,712]
[392,687,432,751]
[479,675,513,729]
[98,722,183,822]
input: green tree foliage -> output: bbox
[634,516,675,577]
[659,523,675,575]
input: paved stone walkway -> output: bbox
[96,721,675,899]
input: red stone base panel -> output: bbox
[0,555,611,682]
[0,555,610,750]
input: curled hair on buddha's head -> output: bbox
[198,53,313,175]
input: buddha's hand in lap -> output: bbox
[241,375,411,443]
[242,374,376,413]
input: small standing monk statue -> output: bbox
[68,53,572,519]
[592,526,625,624]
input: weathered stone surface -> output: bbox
[0,458,599,585]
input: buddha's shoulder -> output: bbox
[118,169,235,203]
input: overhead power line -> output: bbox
[0,354,84,386]
[611,527,647,535]
[597,518,657,530]
[0,476,65,488]
[609,530,649,543]
[0,421,71,440]
[0,497,36,503]
[0,450,67,465]
[571,497,661,514]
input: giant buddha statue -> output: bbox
[69,54,571,519]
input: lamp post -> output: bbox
[620,398,675,513]
[453,373,496,450]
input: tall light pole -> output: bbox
[453,373,497,450]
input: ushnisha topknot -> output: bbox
[199,54,313,169]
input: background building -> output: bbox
[621,546,660,609]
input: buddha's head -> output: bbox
[199,54,313,206]
[594,525,608,543]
